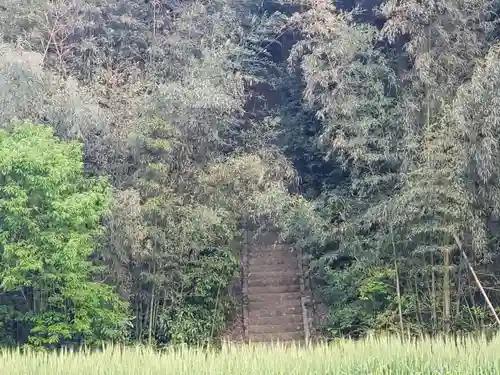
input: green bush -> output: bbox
[0,122,128,348]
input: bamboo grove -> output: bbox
[1,0,500,348]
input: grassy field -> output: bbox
[1,336,499,374]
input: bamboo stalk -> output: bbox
[452,233,500,326]
[390,223,404,338]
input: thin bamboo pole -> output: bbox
[452,233,500,326]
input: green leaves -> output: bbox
[0,122,127,347]
[280,0,500,338]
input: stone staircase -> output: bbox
[243,238,309,344]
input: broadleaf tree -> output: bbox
[0,122,128,348]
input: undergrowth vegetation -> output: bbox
[2,336,500,375]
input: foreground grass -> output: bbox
[1,336,500,374]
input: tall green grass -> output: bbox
[1,336,499,374]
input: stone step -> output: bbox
[248,270,299,277]
[242,240,308,346]
[248,323,304,334]
[249,313,303,326]
[249,305,303,318]
[248,332,305,343]
[248,285,301,295]
[249,246,297,257]
[248,264,299,273]
[248,255,298,266]
[248,246,296,255]
[248,291,302,304]
[248,274,300,287]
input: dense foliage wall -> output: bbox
[280,0,500,337]
[1,0,500,348]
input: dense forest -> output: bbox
[1,0,500,348]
